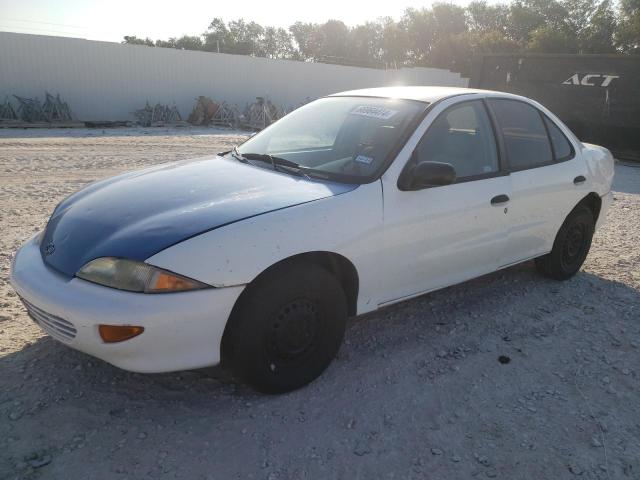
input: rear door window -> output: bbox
[489,99,553,171]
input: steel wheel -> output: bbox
[561,222,589,270]
[222,262,347,393]
[266,298,320,364]
[535,205,594,281]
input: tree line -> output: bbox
[123,0,640,74]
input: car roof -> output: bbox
[329,86,513,104]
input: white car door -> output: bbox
[486,98,589,266]
[379,99,512,305]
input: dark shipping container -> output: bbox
[470,54,640,160]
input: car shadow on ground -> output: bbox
[2,261,638,408]
[2,262,640,479]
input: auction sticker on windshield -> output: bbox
[350,105,398,120]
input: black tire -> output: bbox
[222,262,347,394]
[535,205,594,281]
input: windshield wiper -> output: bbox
[242,152,298,168]
[240,152,313,179]
[230,146,248,163]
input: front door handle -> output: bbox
[491,194,510,206]
[574,175,586,185]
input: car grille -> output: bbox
[21,298,77,342]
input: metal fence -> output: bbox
[0,32,468,122]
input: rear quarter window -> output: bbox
[543,115,574,161]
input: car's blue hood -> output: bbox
[40,156,357,277]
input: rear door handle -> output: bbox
[491,194,510,206]
[574,175,586,185]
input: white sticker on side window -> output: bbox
[350,105,398,120]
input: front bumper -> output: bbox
[9,235,244,373]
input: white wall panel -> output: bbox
[0,32,469,121]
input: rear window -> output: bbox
[489,99,553,171]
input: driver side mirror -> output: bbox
[403,161,457,190]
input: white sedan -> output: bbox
[10,87,614,393]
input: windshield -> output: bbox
[236,96,428,183]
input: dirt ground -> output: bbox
[1,127,639,480]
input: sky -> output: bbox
[0,0,472,43]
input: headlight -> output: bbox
[76,257,210,293]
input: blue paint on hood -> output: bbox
[41,156,357,277]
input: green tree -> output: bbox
[122,36,155,46]
[564,0,616,53]
[507,1,545,43]
[467,1,510,33]
[429,32,473,71]
[527,25,578,52]
[126,0,640,70]
[203,18,230,52]
[580,0,617,52]
[616,0,640,52]
[262,27,295,59]
[430,30,519,75]
[348,22,383,61]
[318,20,350,58]
[155,38,177,48]
[289,22,322,60]
[473,30,521,52]
[202,18,265,55]
[227,19,265,55]
[431,3,468,37]
[400,3,467,65]
[174,35,204,51]
[378,17,407,67]
[400,7,437,63]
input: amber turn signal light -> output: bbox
[99,325,144,343]
[150,271,202,292]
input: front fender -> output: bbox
[146,181,384,314]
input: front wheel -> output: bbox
[535,205,594,280]
[222,262,347,394]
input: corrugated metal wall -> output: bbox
[0,32,468,122]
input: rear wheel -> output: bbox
[222,262,347,394]
[535,205,594,280]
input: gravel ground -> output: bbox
[0,128,639,480]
